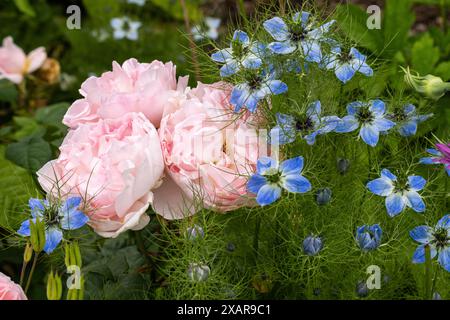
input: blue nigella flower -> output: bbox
[17,197,89,254]
[335,100,395,147]
[325,47,373,83]
[303,235,323,256]
[366,169,426,217]
[387,104,433,137]
[419,148,450,176]
[247,156,312,206]
[263,11,335,63]
[270,101,340,145]
[230,68,287,112]
[356,224,382,251]
[410,214,450,272]
[211,30,265,77]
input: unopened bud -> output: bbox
[187,263,210,282]
[46,270,63,300]
[30,218,46,253]
[36,58,61,85]
[403,66,450,100]
[67,275,85,300]
[316,188,332,205]
[23,241,33,263]
[337,158,350,175]
[65,241,82,268]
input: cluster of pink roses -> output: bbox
[37,58,262,238]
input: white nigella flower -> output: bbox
[110,17,142,41]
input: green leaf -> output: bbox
[35,102,69,129]
[149,0,201,21]
[0,79,18,102]
[0,146,37,229]
[383,0,415,56]
[5,134,52,172]
[434,61,450,81]
[12,116,44,141]
[13,0,35,17]
[335,4,383,53]
[411,33,440,74]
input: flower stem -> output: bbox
[19,255,29,287]
[17,79,27,110]
[424,245,432,300]
[253,214,262,264]
[24,253,39,295]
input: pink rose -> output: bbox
[153,82,261,219]
[0,272,27,300]
[63,58,188,128]
[37,112,164,238]
[0,37,46,84]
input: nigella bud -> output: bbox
[226,242,236,252]
[64,241,82,268]
[316,188,332,205]
[356,280,369,297]
[356,224,382,252]
[403,66,450,100]
[303,235,323,256]
[187,263,210,282]
[23,241,33,263]
[185,224,204,240]
[30,218,46,253]
[46,270,62,300]
[313,288,321,296]
[433,292,442,300]
[337,158,350,175]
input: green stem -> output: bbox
[19,258,28,287]
[440,0,447,32]
[24,253,38,295]
[236,0,247,22]
[253,214,262,264]
[424,245,432,300]
[17,79,27,110]
[431,266,439,297]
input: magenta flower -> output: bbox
[435,143,450,168]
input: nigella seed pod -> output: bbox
[337,158,350,175]
[187,263,210,282]
[303,235,323,256]
[185,224,204,240]
[316,188,332,205]
[356,280,369,297]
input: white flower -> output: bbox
[110,17,141,41]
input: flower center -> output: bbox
[231,40,248,59]
[432,228,449,249]
[42,206,60,227]
[295,115,314,132]
[289,23,308,42]
[392,107,407,121]
[393,177,408,193]
[356,106,374,124]
[264,168,281,184]
[338,52,353,63]
[246,73,263,90]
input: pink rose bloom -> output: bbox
[153,82,261,219]
[37,112,164,238]
[0,272,27,300]
[0,36,46,84]
[63,58,188,129]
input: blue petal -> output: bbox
[276,113,295,126]
[349,47,366,61]
[306,101,321,118]
[241,54,262,69]
[259,80,288,97]
[60,197,82,218]
[409,225,432,244]
[412,244,437,264]
[268,41,296,54]
[308,20,335,39]
[304,131,319,145]
[405,191,425,213]
[438,247,450,272]
[369,99,385,117]
[360,124,379,147]
[263,17,289,41]
[408,176,426,191]
[17,219,33,237]
[43,227,63,254]
[280,156,304,175]
[232,30,250,45]
[247,174,267,194]
[426,148,441,156]
[270,125,296,145]
[302,41,322,63]
[318,116,340,134]
[347,101,363,115]
[29,198,45,218]
[282,174,311,193]
[419,157,434,165]
[211,48,232,63]
[436,214,450,229]
[385,192,406,217]
[220,60,240,77]
[355,61,373,76]
[293,11,310,27]
[372,118,395,132]
[404,104,416,115]
[230,84,250,112]
[60,210,89,231]
[256,156,278,175]
[244,93,260,112]
[334,63,356,83]
[366,178,394,196]
[335,115,359,133]
[381,168,397,181]
[256,184,282,206]
[398,121,417,137]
